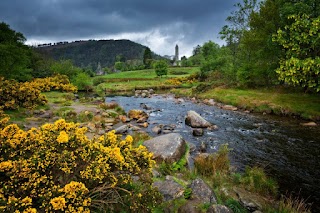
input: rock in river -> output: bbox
[128,109,148,121]
[143,133,187,163]
[185,110,213,128]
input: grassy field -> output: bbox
[98,67,199,79]
[94,67,200,95]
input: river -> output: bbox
[108,94,320,212]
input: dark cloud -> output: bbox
[0,0,238,56]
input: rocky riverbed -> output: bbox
[20,93,320,212]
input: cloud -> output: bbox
[0,0,238,57]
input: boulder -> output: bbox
[178,200,203,213]
[143,133,187,163]
[300,122,317,126]
[207,205,232,213]
[222,105,238,111]
[185,111,212,128]
[149,88,154,94]
[190,178,217,204]
[193,128,204,136]
[87,122,96,132]
[128,125,141,131]
[114,125,128,134]
[234,187,263,212]
[153,176,184,201]
[203,99,216,106]
[137,116,148,123]
[176,98,185,104]
[152,126,162,134]
[138,122,149,128]
[128,109,148,121]
[140,103,151,110]
[199,141,207,152]
[119,115,130,123]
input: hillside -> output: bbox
[36,39,161,69]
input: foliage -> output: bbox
[50,59,82,80]
[0,75,77,110]
[71,72,93,91]
[278,194,311,213]
[0,119,159,212]
[31,74,77,93]
[240,167,278,196]
[194,144,230,177]
[0,22,33,81]
[114,61,125,71]
[225,199,248,213]
[0,107,9,129]
[183,188,193,199]
[154,60,168,77]
[157,144,189,176]
[273,14,320,92]
[0,77,47,110]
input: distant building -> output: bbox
[173,44,180,66]
[96,62,105,75]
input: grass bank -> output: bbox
[198,87,320,120]
[171,86,320,121]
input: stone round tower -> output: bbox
[175,44,179,62]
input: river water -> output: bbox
[108,95,320,212]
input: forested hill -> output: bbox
[36,39,160,69]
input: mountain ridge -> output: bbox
[36,39,162,70]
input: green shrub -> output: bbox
[92,77,107,86]
[71,72,93,92]
[169,70,188,75]
[194,144,230,177]
[183,188,192,199]
[225,199,248,213]
[240,167,278,196]
[154,60,168,77]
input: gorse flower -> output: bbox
[57,131,69,143]
[0,118,156,212]
[0,160,13,171]
[50,196,66,210]
[0,75,77,110]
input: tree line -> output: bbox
[182,0,320,92]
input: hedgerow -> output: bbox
[0,119,160,212]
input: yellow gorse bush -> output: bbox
[165,76,195,86]
[0,75,77,110]
[0,119,155,212]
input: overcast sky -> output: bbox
[0,0,238,57]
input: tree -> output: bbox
[143,47,152,68]
[199,41,227,80]
[0,22,32,81]
[273,14,320,92]
[71,72,93,92]
[219,0,260,86]
[192,45,202,56]
[114,61,125,71]
[50,60,81,79]
[0,22,26,44]
[154,60,168,77]
[181,56,192,67]
[236,0,281,86]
